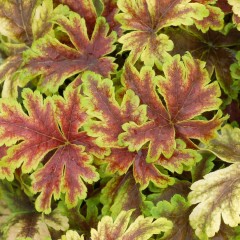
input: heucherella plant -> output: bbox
[1,0,240,239]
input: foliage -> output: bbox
[0,0,240,239]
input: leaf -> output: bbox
[116,0,208,65]
[0,86,107,213]
[189,125,240,238]
[0,182,69,240]
[54,0,97,34]
[90,210,173,240]
[61,230,84,240]
[20,13,117,93]
[228,0,240,30]
[0,0,57,98]
[104,148,174,189]
[100,172,143,220]
[189,163,240,239]
[206,124,240,163]
[191,152,215,182]
[166,26,240,97]
[192,0,224,32]
[151,194,197,240]
[31,0,54,40]
[0,0,37,43]
[119,53,225,162]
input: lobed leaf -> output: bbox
[189,125,240,238]
[119,53,225,162]
[19,13,117,93]
[116,0,208,65]
[166,26,240,97]
[192,0,224,32]
[151,194,196,240]
[0,86,107,213]
[90,210,172,240]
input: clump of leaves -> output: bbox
[0,0,240,239]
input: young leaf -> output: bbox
[90,210,172,240]
[166,26,240,97]
[100,173,143,219]
[189,125,240,238]
[151,194,197,240]
[116,0,208,66]
[206,124,240,163]
[228,0,240,30]
[20,13,117,93]
[119,53,225,162]
[0,86,107,213]
[61,230,84,240]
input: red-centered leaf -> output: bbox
[0,86,107,213]
[116,0,208,65]
[104,148,174,189]
[192,0,224,32]
[90,210,172,240]
[166,26,240,98]
[119,53,225,162]
[20,13,117,93]
[100,173,143,220]
[54,0,97,34]
[82,71,147,148]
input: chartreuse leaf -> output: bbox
[151,194,197,239]
[0,86,107,213]
[60,230,84,240]
[192,0,224,32]
[189,125,240,238]
[19,11,117,93]
[116,0,208,66]
[0,181,69,240]
[228,0,240,30]
[119,53,225,163]
[166,26,240,98]
[90,210,172,240]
